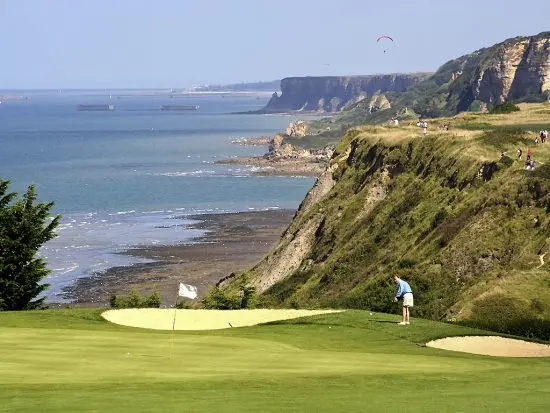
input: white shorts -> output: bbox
[403,293,414,307]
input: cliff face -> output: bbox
[313,32,550,125]
[260,74,429,113]
[379,32,550,118]
[452,33,550,111]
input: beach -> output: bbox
[62,209,294,306]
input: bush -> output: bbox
[468,100,484,112]
[338,277,396,313]
[201,287,241,310]
[175,301,192,309]
[463,293,550,340]
[143,291,161,308]
[109,291,162,309]
[240,285,257,309]
[489,103,520,114]
[127,291,142,308]
[109,294,123,309]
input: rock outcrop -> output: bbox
[259,74,429,113]
[285,121,309,137]
[367,93,391,113]
[266,134,334,162]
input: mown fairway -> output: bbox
[1,310,549,412]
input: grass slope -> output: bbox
[221,103,550,339]
[1,309,550,412]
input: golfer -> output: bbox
[393,276,413,325]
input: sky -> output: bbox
[1,0,549,89]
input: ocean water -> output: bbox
[0,91,315,301]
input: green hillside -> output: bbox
[218,103,550,339]
[1,309,550,412]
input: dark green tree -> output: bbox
[0,180,61,310]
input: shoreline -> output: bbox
[60,209,294,306]
[222,126,332,177]
[217,157,326,177]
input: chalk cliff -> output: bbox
[263,32,550,122]
[451,32,550,112]
[259,74,430,113]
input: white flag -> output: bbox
[178,283,197,299]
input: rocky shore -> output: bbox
[217,156,328,177]
[61,210,295,306]
[231,136,272,146]
[221,121,334,177]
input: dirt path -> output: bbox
[537,253,546,269]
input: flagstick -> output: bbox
[169,282,197,360]
[169,293,178,360]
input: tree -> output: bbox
[0,180,61,310]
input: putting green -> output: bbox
[101,308,342,330]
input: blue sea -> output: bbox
[0,90,314,301]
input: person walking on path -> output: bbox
[393,276,414,325]
[517,147,522,160]
[527,148,533,161]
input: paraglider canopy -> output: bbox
[377,35,394,53]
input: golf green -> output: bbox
[1,309,549,412]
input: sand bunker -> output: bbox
[427,336,550,357]
[102,309,341,331]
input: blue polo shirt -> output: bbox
[395,279,413,300]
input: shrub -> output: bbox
[463,293,550,340]
[489,103,520,114]
[143,291,161,308]
[109,291,162,309]
[240,285,257,309]
[201,287,241,310]
[339,277,396,313]
[127,291,142,308]
[468,100,484,112]
[109,294,122,309]
[175,301,192,309]
[431,208,448,229]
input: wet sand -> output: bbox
[62,210,295,306]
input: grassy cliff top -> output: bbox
[340,102,550,157]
